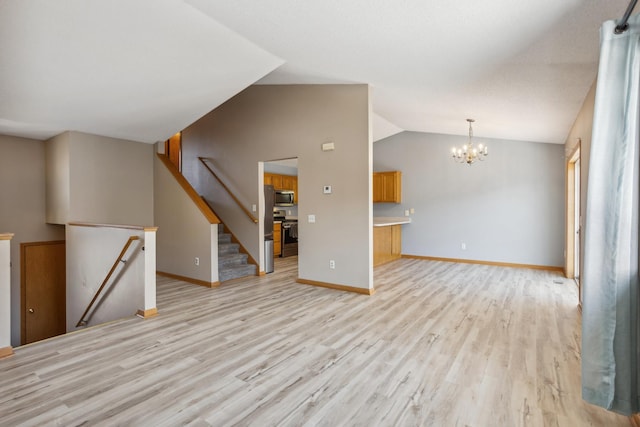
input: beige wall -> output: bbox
[154,154,217,283]
[181,85,373,290]
[0,135,65,346]
[46,131,154,226]
[45,132,70,224]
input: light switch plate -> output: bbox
[308,214,316,223]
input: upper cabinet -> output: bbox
[373,171,402,203]
[265,172,298,203]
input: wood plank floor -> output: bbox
[0,257,631,426]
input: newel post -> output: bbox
[0,233,14,358]
[137,227,158,319]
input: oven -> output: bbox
[281,220,298,257]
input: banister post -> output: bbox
[137,227,158,319]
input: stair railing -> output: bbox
[76,235,140,327]
[198,157,258,224]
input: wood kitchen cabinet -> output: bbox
[265,173,283,189]
[373,224,402,266]
[373,171,402,203]
[265,173,298,203]
[281,175,295,191]
[274,222,282,257]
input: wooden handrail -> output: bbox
[76,236,140,327]
[198,157,259,224]
[157,154,220,224]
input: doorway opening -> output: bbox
[566,142,581,304]
[263,158,299,275]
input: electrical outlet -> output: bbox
[461,243,466,250]
[252,204,256,212]
[329,260,335,269]
[195,257,200,266]
[405,210,410,216]
[410,208,415,214]
[308,214,316,223]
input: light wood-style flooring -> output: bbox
[0,257,631,426]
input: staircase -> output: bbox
[218,224,257,282]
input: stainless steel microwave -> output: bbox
[275,190,295,206]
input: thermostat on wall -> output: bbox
[323,185,332,194]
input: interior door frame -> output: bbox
[565,141,581,299]
[20,240,66,345]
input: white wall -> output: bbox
[181,85,372,290]
[154,154,218,284]
[46,131,154,226]
[0,235,12,352]
[0,135,65,346]
[373,131,565,267]
[66,224,153,331]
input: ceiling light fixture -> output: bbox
[451,119,488,165]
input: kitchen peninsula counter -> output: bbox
[373,217,411,266]
[373,217,411,227]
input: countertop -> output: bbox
[373,217,412,227]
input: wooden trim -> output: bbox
[0,346,14,359]
[296,278,375,295]
[157,271,220,288]
[143,226,159,232]
[630,414,640,427]
[136,308,158,319]
[401,254,564,273]
[0,233,14,240]
[157,153,221,224]
[258,270,266,276]
[198,157,258,224]
[68,222,155,231]
[565,141,581,280]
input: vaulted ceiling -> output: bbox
[0,0,633,144]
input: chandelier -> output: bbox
[451,119,488,165]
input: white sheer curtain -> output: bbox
[582,14,640,415]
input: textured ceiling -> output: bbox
[0,0,283,142]
[0,0,634,144]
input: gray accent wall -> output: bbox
[181,84,372,290]
[0,135,65,346]
[373,131,564,267]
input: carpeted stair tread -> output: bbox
[219,264,257,282]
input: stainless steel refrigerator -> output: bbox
[264,185,275,273]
